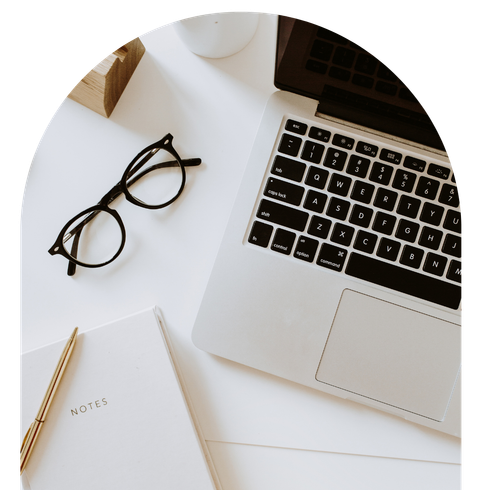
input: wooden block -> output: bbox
[68,37,145,118]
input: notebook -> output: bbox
[192,17,461,436]
[21,307,221,490]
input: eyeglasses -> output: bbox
[49,134,201,276]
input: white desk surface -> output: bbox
[20,13,463,489]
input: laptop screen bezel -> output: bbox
[274,16,445,152]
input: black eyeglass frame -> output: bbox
[48,134,201,276]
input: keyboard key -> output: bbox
[324,147,347,170]
[372,212,396,235]
[326,197,350,220]
[427,163,450,180]
[400,245,424,269]
[308,216,332,239]
[271,228,296,255]
[447,260,462,283]
[442,234,461,258]
[438,184,459,207]
[395,219,420,243]
[423,252,448,277]
[352,74,374,89]
[301,140,325,163]
[285,119,307,135]
[327,173,352,196]
[257,199,309,232]
[349,204,373,228]
[345,253,461,309]
[443,210,461,233]
[369,162,393,185]
[420,202,444,226]
[332,133,355,150]
[317,243,348,271]
[377,63,397,82]
[278,133,302,156]
[330,223,355,246]
[373,187,398,211]
[346,155,371,178]
[379,148,402,165]
[308,126,331,143]
[332,47,356,68]
[392,169,417,193]
[294,236,319,262]
[377,237,401,261]
[264,178,305,206]
[329,66,350,81]
[403,156,426,172]
[303,190,327,213]
[354,230,378,254]
[396,195,421,219]
[375,80,397,95]
[418,226,443,250]
[305,166,329,189]
[350,180,375,204]
[248,221,273,248]
[271,155,306,182]
[415,176,440,200]
[356,141,378,157]
[310,40,334,61]
[355,53,377,75]
[306,59,328,74]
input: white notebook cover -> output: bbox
[21,307,220,490]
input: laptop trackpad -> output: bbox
[316,289,460,421]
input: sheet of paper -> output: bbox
[207,441,460,490]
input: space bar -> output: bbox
[345,252,461,310]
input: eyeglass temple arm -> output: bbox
[127,153,201,180]
[66,229,81,276]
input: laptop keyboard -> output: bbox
[247,117,461,310]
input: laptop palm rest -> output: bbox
[316,289,461,422]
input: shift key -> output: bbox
[257,199,309,232]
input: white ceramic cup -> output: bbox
[173,12,260,59]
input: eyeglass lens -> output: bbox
[125,148,184,207]
[63,209,123,266]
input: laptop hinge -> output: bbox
[316,101,448,159]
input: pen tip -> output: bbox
[71,327,79,339]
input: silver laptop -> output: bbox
[192,17,461,436]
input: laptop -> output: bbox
[192,16,461,437]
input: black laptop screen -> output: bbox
[275,17,445,152]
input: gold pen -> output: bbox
[20,327,78,475]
